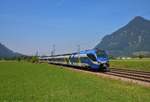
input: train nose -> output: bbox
[99,63,110,72]
[97,58,108,63]
[98,60,107,64]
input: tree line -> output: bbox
[0,56,39,63]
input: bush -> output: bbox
[108,55,115,59]
[17,57,21,62]
[31,56,39,63]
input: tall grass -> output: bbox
[0,62,150,102]
[110,59,150,71]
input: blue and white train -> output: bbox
[40,48,109,71]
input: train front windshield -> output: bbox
[96,50,107,58]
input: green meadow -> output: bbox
[0,61,150,102]
[110,59,150,71]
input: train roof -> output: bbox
[77,49,104,54]
[39,48,105,58]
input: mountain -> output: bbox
[95,16,150,56]
[0,43,23,58]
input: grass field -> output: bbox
[110,59,150,71]
[0,62,150,102]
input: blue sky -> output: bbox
[0,0,150,55]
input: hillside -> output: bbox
[0,43,22,58]
[95,16,150,56]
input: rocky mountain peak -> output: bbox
[95,16,150,56]
[132,16,145,21]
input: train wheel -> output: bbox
[104,66,110,72]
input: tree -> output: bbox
[17,57,21,62]
[31,56,39,63]
[108,55,115,59]
[138,54,144,59]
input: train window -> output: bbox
[96,50,107,57]
[80,57,88,62]
[74,57,78,62]
[87,54,97,61]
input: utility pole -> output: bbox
[53,44,56,55]
[77,44,81,64]
[77,45,80,53]
[51,44,56,56]
[35,50,38,57]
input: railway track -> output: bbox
[106,68,150,83]
[49,63,150,84]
